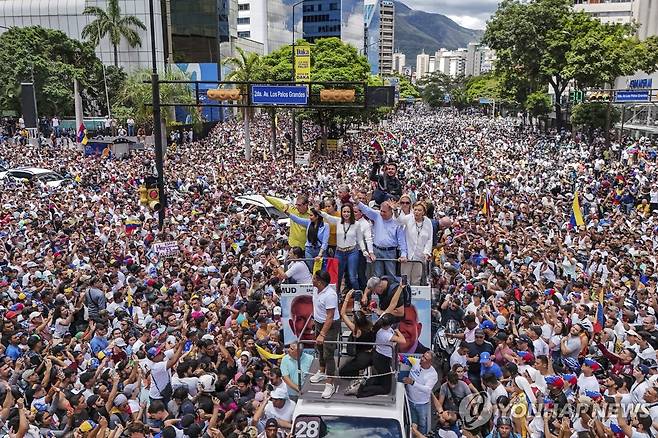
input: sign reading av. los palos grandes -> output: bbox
[615,90,651,103]
[251,85,308,106]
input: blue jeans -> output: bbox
[305,246,321,271]
[373,247,397,278]
[128,125,135,136]
[336,248,359,291]
[410,402,430,434]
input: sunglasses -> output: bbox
[400,201,411,204]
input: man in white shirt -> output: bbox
[147,328,187,404]
[577,358,601,395]
[404,351,438,435]
[253,387,296,430]
[308,271,340,399]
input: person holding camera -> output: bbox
[339,290,376,395]
[370,161,403,206]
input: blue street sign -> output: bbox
[615,90,650,103]
[479,98,493,104]
[251,85,308,105]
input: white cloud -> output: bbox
[446,15,487,30]
[401,0,499,29]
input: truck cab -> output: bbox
[291,361,413,438]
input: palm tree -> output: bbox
[81,0,147,68]
[224,47,264,160]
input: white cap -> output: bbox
[273,306,282,316]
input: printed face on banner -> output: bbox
[281,284,316,345]
[398,286,431,355]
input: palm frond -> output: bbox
[121,28,142,48]
[119,15,147,31]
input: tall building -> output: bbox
[573,0,634,24]
[434,48,467,77]
[236,0,300,54]
[465,42,496,77]
[0,0,165,71]
[392,52,406,74]
[302,0,363,47]
[364,0,394,74]
[416,50,430,80]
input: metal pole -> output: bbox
[149,0,165,231]
[619,104,626,144]
[97,26,112,119]
[291,3,297,165]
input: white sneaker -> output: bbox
[321,383,336,399]
[309,371,326,383]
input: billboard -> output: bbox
[174,63,231,122]
[294,45,311,82]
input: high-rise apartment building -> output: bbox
[465,42,496,77]
[416,51,430,80]
[392,52,406,75]
[364,0,394,74]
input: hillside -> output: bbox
[395,1,484,67]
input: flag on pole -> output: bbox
[481,191,491,216]
[77,123,89,145]
[570,191,585,228]
[593,288,605,333]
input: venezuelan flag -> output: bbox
[593,288,605,333]
[570,191,585,228]
[76,123,85,143]
[125,218,141,235]
[481,192,491,216]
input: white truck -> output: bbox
[290,360,413,437]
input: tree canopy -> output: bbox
[484,0,658,129]
[0,26,120,117]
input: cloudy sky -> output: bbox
[401,0,500,30]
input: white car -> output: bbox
[3,167,69,188]
[234,194,290,227]
[0,164,7,180]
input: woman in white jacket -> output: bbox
[397,201,433,285]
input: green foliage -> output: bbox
[464,73,502,104]
[484,0,646,127]
[525,91,552,118]
[419,72,467,108]
[81,0,147,67]
[571,102,620,131]
[0,26,113,117]
[394,74,420,99]
[260,44,294,82]
[115,68,197,128]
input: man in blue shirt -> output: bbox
[90,323,109,355]
[280,343,313,400]
[480,352,503,379]
[356,201,407,278]
[5,331,23,360]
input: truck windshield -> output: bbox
[293,416,402,438]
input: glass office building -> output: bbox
[302,0,363,48]
[169,0,230,63]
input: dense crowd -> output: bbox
[0,105,658,438]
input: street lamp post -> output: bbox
[291,0,304,165]
[148,0,166,230]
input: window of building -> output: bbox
[330,2,339,10]
[238,3,250,10]
[237,17,250,24]
[303,4,314,12]
[238,31,251,38]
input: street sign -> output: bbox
[615,90,650,103]
[251,85,308,106]
[479,98,493,104]
[294,151,311,166]
[294,45,311,82]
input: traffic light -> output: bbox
[141,176,161,211]
[320,89,356,103]
[587,92,610,103]
[207,88,241,101]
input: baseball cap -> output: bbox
[480,352,492,363]
[270,387,288,399]
[583,358,602,371]
[114,338,127,348]
[147,344,164,358]
[113,394,128,406]
[544,375,565,389]
[273,306,282,316]
[480,320,495,330]
[265,418,279,428]
[28,311,42,320]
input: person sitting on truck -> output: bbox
[340,290,376,395]
[356,312,405,398]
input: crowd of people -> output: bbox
[0,104,657,438]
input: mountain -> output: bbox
[394,1,484,68]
